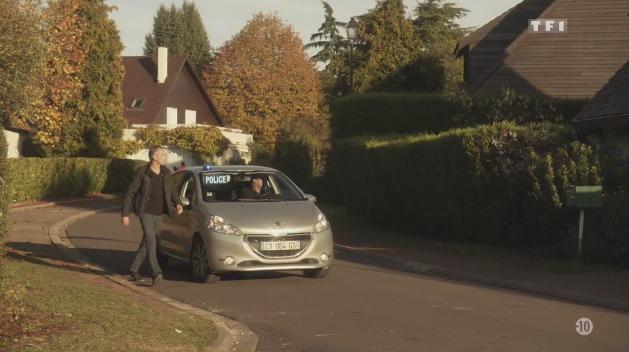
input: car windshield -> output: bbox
[199,171,305,202]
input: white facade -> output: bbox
[3,129,25,158]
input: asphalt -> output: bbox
[63,207,629,352]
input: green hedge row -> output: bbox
[330,93,458,139]
[8,158,146,204]
[332,122,605,258]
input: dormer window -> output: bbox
[129,97,145,109]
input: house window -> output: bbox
[129,97,145,109]
[185,110,197,125]
[166,107,178,126]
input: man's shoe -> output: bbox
[152,273,163,286]
[129,271,142,282]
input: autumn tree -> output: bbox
[32,0,86,155]
[205,13,327,151]
[144,1,212,74]
[0,0,44,129]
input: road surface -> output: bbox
[67,208,629,352]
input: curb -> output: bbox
[47,206,258,352]
[334,244,629,314]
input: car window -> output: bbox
[199,171,305,202]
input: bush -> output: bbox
[332,122,601,255]
[7,158,145,204]
[330,93,458,139]
[0,130,7,255]
[453,87,589,126]
[583,194,629,267]
[133,126,230,162]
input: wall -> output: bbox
[3,129,24,158]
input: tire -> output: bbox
[190,238,221,284]
[303,266,331,278]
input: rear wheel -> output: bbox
[303,266,331,278]
[190,238,221,284]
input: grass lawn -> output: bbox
[0,256,217,352]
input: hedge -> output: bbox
[8,158,146,204]
[330,93,458,139]
[332,122,603,258]
[0,130,7,255]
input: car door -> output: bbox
[158,172,185,257]
[170,171,200,259]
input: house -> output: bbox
[121,47,253,165]
[455,0,629,99]
[2,120,33,158]
[572,60,629,161]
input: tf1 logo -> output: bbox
[528,19,568,33]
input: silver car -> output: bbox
[157,165,333,283]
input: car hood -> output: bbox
[202,201,322,234]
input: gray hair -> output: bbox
[148,146,163,161]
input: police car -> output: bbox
[158,165,333,283]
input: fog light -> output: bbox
[320,253,329,262]
[224,256,235,265]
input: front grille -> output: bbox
[245,234,311,258]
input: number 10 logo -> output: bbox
[576,317,593,336]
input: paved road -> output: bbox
[67,209,629,352]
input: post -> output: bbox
[577,208,584,263]
[348,42,354,93]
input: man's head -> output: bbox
[148,146,167,166]
[251,176,263,193]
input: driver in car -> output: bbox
[241,176,269,199]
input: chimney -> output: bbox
[157,47,168,83]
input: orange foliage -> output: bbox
[204,13,326,149]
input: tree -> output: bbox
[144,1,212,74]
[204,13,327,150]
[413,0,469,92]
[306,1,352,98]
[0,0,44,129]
[33,0,87,155]
[69,0,126,157]
[353,0,422,92]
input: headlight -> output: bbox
[207,215,242,236]
[314,213,330,232]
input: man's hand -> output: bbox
[176,204,183,215]
[122,216,130,228]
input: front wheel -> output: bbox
[303,266,331,278]
[190,238,221,284]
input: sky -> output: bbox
[106,0,522,56]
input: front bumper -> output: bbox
[204,228,334,273]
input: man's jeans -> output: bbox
[129,213,163,277]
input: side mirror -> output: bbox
[181,197,190,207]
[305,194,317,202]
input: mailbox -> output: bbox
[566,185,602,208]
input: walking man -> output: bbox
[122,146,183,286]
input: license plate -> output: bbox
[260,241,301,251]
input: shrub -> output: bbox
[453,87,589,126]
[0,130,7,255]
[133,126,230,162]
[330,93,458,139]
[583,194,629,267]
[7,158,145,204]
[332,122,601,254]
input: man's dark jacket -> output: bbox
[122,165,182,217]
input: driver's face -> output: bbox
[251,178,263,192]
